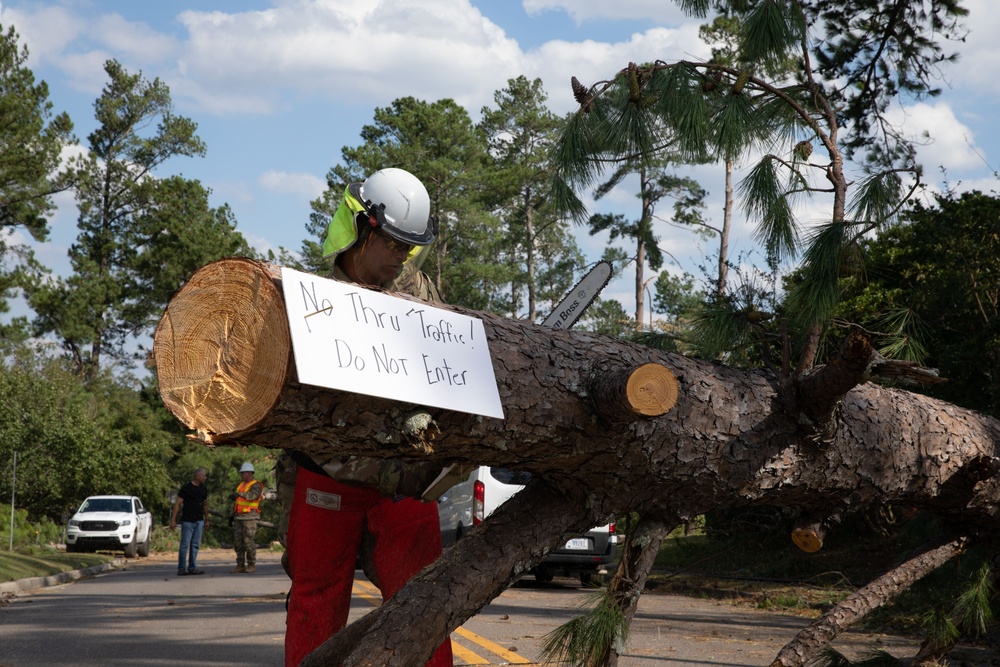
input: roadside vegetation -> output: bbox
[645,509,991,636]
[0,500,285,586]
[0,550,111,585]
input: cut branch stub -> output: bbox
[153,257,290,438]
[791,524,825,554]
[590,362,679,420]
[791,511,843,553]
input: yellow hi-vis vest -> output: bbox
[234,480,262,514]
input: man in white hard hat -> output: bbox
[231,461,263,574]
[282,168,453,667]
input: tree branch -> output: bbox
[770,535,971,667]
[300,481,598,667]
[795,330,872,442]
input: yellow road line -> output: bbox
[351,579,534,666]
[454,626,534,665]
[352,580,382,605]
[449,640,490,665]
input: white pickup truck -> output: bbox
[65,495,153,558]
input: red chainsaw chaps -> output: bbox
[285,467,452,667]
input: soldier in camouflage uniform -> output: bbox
[231,461,264,574]
[283,168,453,667]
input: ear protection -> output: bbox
[359,200,388,231]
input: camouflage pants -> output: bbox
[276,451,298,548]
[233,518,258,567]
[276,451,298,579]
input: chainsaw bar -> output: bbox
[541,261,613,330]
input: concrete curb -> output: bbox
[0,559,124,595]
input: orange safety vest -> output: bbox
[234,480,262,514]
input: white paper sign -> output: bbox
[280,267,504,419]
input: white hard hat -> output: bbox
[239,462,254,474]
[351,168,435,246]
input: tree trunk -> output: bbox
[770,536,970,667]
[154,258,1000,666]
[596,516,676,667]
[718,159,732,296]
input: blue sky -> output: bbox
[2,0,999,319]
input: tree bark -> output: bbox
[154,258,1000,666]
[597,515,676,667]
[770,536,970,667]
[299,480,595,667]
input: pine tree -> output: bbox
[477,76,584,320]
[0,24,75,339]
[550,1,972,665]
[557,0,968,373]
[25,60,251,375]
[587,156,706,330]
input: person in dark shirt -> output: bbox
[170,467,210,576]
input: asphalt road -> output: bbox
[0,548,934,666]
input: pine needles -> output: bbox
[807,647,901,667]
[539,587,628,666]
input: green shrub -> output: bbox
[0,503,63,551]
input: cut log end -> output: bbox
[154,258,291,436]
[627,363,679,416]
[791,527,824,553]
[590,362,679,421]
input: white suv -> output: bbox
[65,495,153,558]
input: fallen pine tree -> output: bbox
[154,258,1000,666]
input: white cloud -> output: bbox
[172,0,524,114]
[0,4,81,68]
[243,230,282,258]
[0,5,176,95]
[528,25,710,113]
[92,13,178,64]
[55,49,119,95]
[4,0,712,132]
[946,0,1000,95]
[209,180,256,204]
[522,0,691,25]
[259,170,326,199]
[886,102,983,174]
[31,188,79,258]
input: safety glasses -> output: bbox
[375,229,414,255]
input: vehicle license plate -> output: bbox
[565,538,589,550]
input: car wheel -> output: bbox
[534,566,554,583]
[138,530,151,557]
[65,543,78,553]
[579,569,601,587]
[124,535,138,558]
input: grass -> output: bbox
[0,548,114,584]
[645,533,856,619]
[0,524,287,588]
